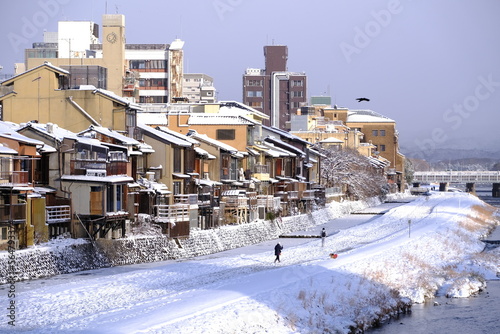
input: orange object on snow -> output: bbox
[329,253,338,259]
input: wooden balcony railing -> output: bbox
[154,204,190,224]
[0,203,26,223]
[0,171,29,185]
[254,164,269,174]
[70,159,128,176]
[174,194,198,205]
[107,160,128,176]
[46,205,71,223]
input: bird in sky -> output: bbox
[356,97,370,102]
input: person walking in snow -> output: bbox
[274,242,283,263]
[321,228,327,247]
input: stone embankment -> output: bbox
[0,197,383,284]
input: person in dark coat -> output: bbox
[321,228,327,247]
[274,242,283,263]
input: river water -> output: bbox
[369,187,500,334]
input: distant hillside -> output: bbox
[403,147,500,171]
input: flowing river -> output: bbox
[369,187,500,334]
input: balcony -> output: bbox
[154,203,189,224]
[301,190,316,201]
[46,205,71,224]
[288,191,299,200]
[107,160,128,176]
[174,194,198,205]
[253,164,269,181]
[0,203,27,224]
[70,159,128,176]
[71,159,106,175]
[0,171,29,186]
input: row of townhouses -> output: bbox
[0,13,405,250]
[0,61,402,250]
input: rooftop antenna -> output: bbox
[115,5,119,13]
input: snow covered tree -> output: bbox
[318,146,388,200]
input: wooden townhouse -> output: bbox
[136,123,198,237]
[0,122,46,249]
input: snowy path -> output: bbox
[2,193,498,334]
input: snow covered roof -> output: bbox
[218,101,269,120]
[156,126,199,145]
[0,144,18,155]
[0,122,45,146]
[91,88,142,110]
[169,39,185,50]
[17,122,107,149]
[136,112,168,126]
[188,131,244,157]
[194,147,216,160]
[60,175,134,183]
[264,136,305,157]
[78,125,140,146]
[137,123,192,147]
[254,143,295,158]
[347,110,395,123]
[1,61,69,86]
[186,114,256,126]
[320,137,344,144]
[262,125,311,145]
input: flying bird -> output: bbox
[356,97,370,102]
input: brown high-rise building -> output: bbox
[243,45,307,130]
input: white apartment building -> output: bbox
[183,73,216,103]
[24,15,184,104]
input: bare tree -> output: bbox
[318,147,388,200]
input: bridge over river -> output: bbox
[413,171,500,196]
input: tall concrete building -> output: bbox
[24,14,184,104]
[243,45,307,130]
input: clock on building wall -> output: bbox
[106,32,117,44]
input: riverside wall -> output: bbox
[0,197,383,284]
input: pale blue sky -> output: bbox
[1,0,500,157]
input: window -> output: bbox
[249,101,262,108]
[139,96,168,103]
[246,90,262,97]
[130,59,167,70]
[380,130,386,136]
[1,227,7,240]
[106,184,123,212]
[216,129,235,140]
[292,91,303,98]
[173,147,182,173]
[291,80,303,87]
[380,145,386,152]
[372,130,378,136]
[247,79,263,86]
[173,181,181,195]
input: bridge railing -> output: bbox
[413,171,500,183]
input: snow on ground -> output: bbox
[1,192,499,334]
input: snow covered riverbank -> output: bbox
[1,192,499,333]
